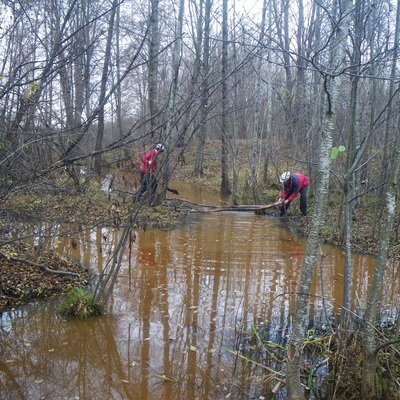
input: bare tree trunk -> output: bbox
[220,0,230,197]
[115,6,124,143]
[250,0,267,204]
[361,104,400,399]
[94,0,118,174]
[286,98,334,400]
[158,0,185,203]
[341,0,364,321]
[272,0,293,122]
[231,3,239,205]
[148,0,160,135]
[177,0,203,148]
[371,0,400,238]
[306,2,322,191]
[194,0,211,176]
[286,0,351,397]
[263,0,273,186]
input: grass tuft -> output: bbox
[57,287,104,319]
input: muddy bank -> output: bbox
[0,242,90,312]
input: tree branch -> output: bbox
[0,252,80,277]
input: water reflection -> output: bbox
[1,182,399,399]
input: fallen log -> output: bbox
[202,201,281,213]
[167,199,282,213]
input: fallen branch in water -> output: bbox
[0,252,80,277]
[166,198,281,213]
[201,201,282,213]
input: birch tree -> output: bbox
[286,0,352,397]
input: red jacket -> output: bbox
[140,149,159,174]
[279,173,309,202]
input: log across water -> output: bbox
[166,198,282,214]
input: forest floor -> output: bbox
[0,141,398,312]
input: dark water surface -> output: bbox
[1,181,398,399]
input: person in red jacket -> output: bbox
[278,172,309,216]
[134,143,165,202]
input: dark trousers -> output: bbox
[280,185,308,216]
[134,172,157,201]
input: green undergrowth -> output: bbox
[57,287,104,319]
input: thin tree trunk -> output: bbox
[115,6,124,144]
[286,98,334,399]
[341,0,364,321]
[361,104,400,399]
[306,2,322,191]
[158,0,185,202]
[94,0,118,173]
[250,0,267,204]
[263,1,273,186]
[220,0,230,197]
[231,2,239,205]
[177,0,203,148]
[194,0,211,176]
[272,0,293,122]
[148,0,160,134]
[371,0,400,238]
[286,0,351,396]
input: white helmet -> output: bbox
[279,172,291,183]
[155,143,166,152]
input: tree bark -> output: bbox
[220,0,231,197]
[148,0,160,134]
[361,90,400,399]
[194,0,211,176]
[341,0,364,321]
[286,0,352,397]
[94,0,118,174]
[158,0,185,203]
[250,0,267,204]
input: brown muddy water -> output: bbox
[1,181,399,399]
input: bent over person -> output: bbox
[278,172,309,216]
[134,143,165,202]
